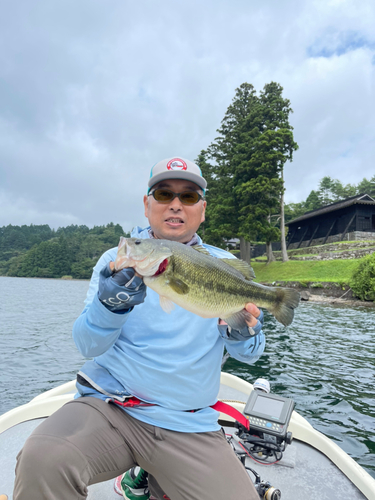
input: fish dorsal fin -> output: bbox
[220,258,255,280]
[159,295,175,313]
[192,245,211,256]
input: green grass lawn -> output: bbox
[252,258,361,284]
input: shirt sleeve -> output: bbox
[221,331,265,364]
[72,250,131,358]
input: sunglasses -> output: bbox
[149,188,203,205]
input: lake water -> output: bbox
[0,276,374,479]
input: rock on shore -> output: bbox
[261,281,375,308]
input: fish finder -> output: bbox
[243,390,295,444]
[228,390,295,474]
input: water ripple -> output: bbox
[0,277,89,415]
[225,302,375,478]
[1,278,374,478]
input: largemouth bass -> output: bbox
[114,237,300,328]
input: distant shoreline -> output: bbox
[0,275,90,282]
[304,294,375,308]
[260,281,375,308]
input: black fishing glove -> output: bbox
[98,263,147,313]
[218,310,264,340]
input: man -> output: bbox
[14,157,265,500]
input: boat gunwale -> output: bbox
[1,373,374,500]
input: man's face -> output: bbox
[143,179,206,243]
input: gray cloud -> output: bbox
[0,0,374,229]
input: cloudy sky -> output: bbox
[1,0,374,232]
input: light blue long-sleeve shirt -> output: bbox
[73,226,265,432]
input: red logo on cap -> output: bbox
[167,158,187,171]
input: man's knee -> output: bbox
[14,433,89,499]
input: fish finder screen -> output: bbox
[252,395,284,419]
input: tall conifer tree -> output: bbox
[204,82,298,262]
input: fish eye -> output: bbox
[135,240,141,245]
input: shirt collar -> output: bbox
[148,229,200,246]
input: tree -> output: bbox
[204,84,256,259]
[316,176,357,207]
[71,258,96,279]
[318,176,336,206]
[305,190,322,211]
[331,179,356,200]
[203,82,298,263]
[234,129,284,248]
[206,83,260,258]
[279,169,288,261]
[357,176,375,198]
[284,202,306,222]
[195,150,229,248]
[227,87,277,258]
[258,82,298,262]
[351,253,375,301]
[2,223,130,279]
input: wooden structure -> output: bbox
[286,194,375,249]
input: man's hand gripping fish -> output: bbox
[114,237,300,329]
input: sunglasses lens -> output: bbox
[153,189,174,202]
[152,189,201,205]
[180,191,200,204]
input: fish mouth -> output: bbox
[124,239,172,277]
[126,239,155,263]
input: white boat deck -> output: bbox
[0,374,374,499]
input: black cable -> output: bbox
[247,444,283,463]
[228,434,284,464]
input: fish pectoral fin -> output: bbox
[220,259,255,281]
[168,278,189,295]
[192,245,211,256]
[159,295,175,313]
[224,310,253,331]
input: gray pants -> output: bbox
[14,397,258,500]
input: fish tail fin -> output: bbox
[268,287,300,326]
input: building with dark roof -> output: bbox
[286,194,375,249]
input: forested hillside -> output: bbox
[0,223,130,279]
